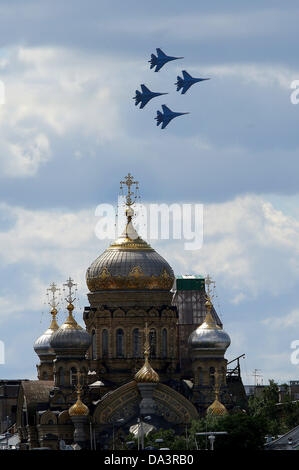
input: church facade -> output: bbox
[15,174,244,450]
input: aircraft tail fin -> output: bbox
[155,111,162,126]
[175,76,183,91]
[149,53,157,69]
[133,90,141,105]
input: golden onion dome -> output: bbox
[69,394,89,417]
[86,214,174,292]
[207,398,228,416]
[134,356,159,383]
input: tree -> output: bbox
[248,379,299,437]
[188,413,268,450]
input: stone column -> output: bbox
[70,416,89,449]
[137,383,158,416]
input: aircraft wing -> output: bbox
[139,96,152,109]
[182,70,192,79]
[161,116,172,129]
[141,84,150,93]
[181,83,193,94]
[156,48,166,57]
[162,104,171,113]
[154,63,164,72]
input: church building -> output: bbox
[15,174,245,450]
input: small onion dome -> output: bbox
[188,300,231,352]
[134,356,159,383]
[50,304,91,357]
[69,393,89,417]
[207,397,228,416]
[34,308,59,358]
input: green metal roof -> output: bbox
[175,275,205,291]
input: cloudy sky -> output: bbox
[0,0,299,384]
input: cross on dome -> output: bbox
[63,277,77,305]
[120,173,139,208]
[47,282,60,310]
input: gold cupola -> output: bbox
[207,370,228,416]
[134,323,159,383]
[86,173,174,292]
[69,373,89,417]
[207,396,227,416]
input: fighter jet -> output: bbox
[149,48,183,72]
[133,84,168,109]
[175,70,210,94]
[155,104,189,129]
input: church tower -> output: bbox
[84,174,179,386]
[34,283,60,381]
[50,278,91,393]
[188,293,231,414]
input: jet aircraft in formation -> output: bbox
[175,70,210,95]
[149,48,183,72]
[133,48,211,129]
[133,84,168,109]
[155,105,189,129]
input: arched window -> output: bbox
[102,329,108,357]
[149,329,156,358]
[42,371,48,380]
[58,367,64,386]
[116,329,124,357]
[132,328,140,357]
[70,367,77,386]
[209,367,215,386]
[162,328,167,358]
[91,330,97,360]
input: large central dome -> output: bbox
[86,207,174,292]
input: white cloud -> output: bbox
[197,63,297,90]
[0,46,135,177]
[263,309,299,329]
[6,133,50,176]
[157,194,299,300]
[0,192,298,323]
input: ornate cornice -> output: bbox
[86,266,174,291]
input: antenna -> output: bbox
[252,369,262,386]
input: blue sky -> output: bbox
[0,0,299,384]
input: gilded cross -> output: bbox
[143,322,150,357]
[214,369,220,400]
[47,282,60,310]
[63,277,77,304]
[75,370,83,391]
[120,173,139,207]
